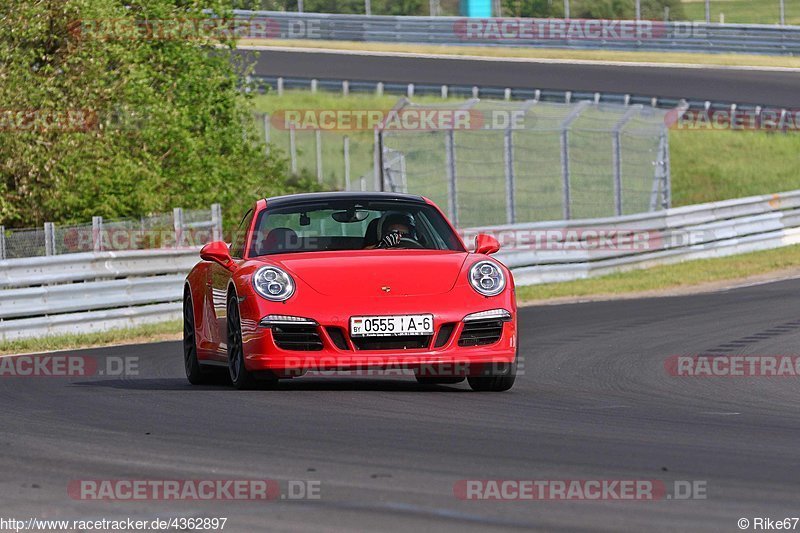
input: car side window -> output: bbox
[230,209,254,259]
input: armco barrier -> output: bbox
[232,10,800,55]
[3,190,800,340]
[0,249,198,341]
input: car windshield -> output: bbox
[249,199,465,256]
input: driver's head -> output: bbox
[382,212,415,238]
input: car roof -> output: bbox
[264,191,427,208]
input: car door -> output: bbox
[209,208,254,361]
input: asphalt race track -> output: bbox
[239,48,800,108]
[3,278,800,531]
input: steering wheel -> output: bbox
[398,237,424,249]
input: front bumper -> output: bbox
[240,309,517,376]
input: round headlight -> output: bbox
[253,266,295,302]
[469,260,506,296]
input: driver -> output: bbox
[367,212,417,249]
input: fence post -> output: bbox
[376,82,384,97]
[559,132,570,220]
[263,113,271,155]
[503,124,516,224]
[662,131,671,208]
[781,0,785,24]
[315,129,323,184]
[445,128,458,226]
[289,126,297,174]
[399,153,408,193]
[564,0,570,19]
[559,101,588,220]
[173,207,184,249]
[344,135,351,190]
[92,216,103,252]
[211,204,222,242]
[0,225,5,260]
[44,222,55,256]
[311,79,318,93]
[277,77,284,96]
[705,0,710,23]
[365,0,371,15]
[612,131,623,217]
[441,85,448,99]
[611,105,641,217]
[373,127,382,191]
[342,80,349,96]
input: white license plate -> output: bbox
[350,314,434,337]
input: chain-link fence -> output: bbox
[0,205,222,260]
[258,98,674,227]
[377,99,672,227]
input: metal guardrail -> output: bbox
[479,190,800,284]
[0,249,198,341]
[3,190,800,340]
[233,10,800,55]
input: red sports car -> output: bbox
[183,192,517,391]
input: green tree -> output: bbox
[501,0,564,18]
[0,0,299,228]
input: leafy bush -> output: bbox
[0,0,300,228]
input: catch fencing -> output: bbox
[376,98,672,226]
[232,10,800,55]
[263,98,675,226]
[0,205,222,260]
[3,190,800,340]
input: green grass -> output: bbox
[670,129,800,206]
[0,320,181,356]
[516,244,800,302]
[681,0,800,25]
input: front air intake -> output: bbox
[272,324,323,351]
[458,319,504,347]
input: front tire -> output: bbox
[467,360,516,392]
[227,293,257,390]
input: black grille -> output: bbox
[458,319,504,347]
[351,335,432,350]
[272,324,323,351]
[326,327,350,350]
[433,323,456,348]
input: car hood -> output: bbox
[270,250,469,297]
